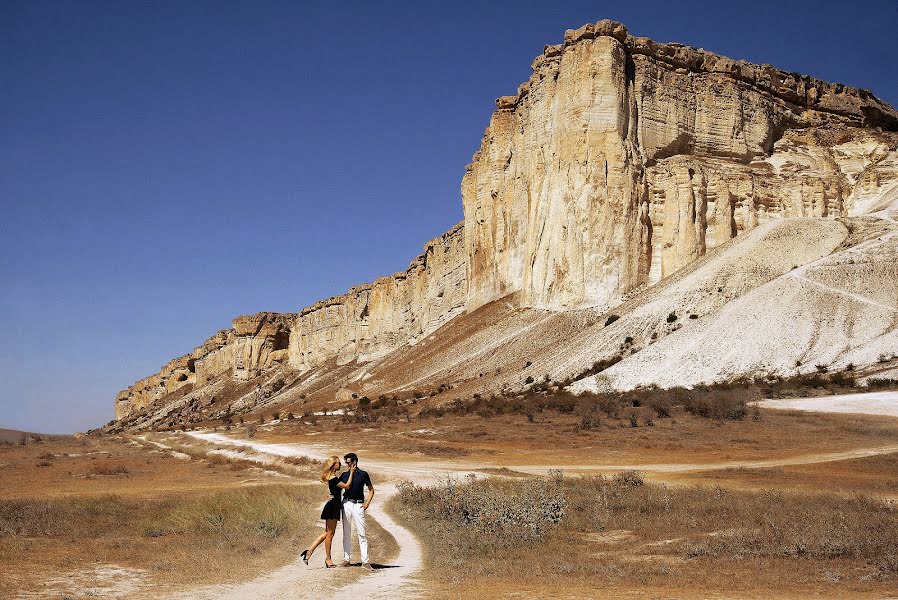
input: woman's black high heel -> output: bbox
[325,559,335,568]
[300,550,309,565]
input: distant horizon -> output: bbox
[3,0,897,434]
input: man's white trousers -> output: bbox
[341,500,368,563]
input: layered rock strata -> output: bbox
[114,21,898,423]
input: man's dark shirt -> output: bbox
[339,468,371,501]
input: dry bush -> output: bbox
[89,463,130,476]
[396,473,566,553]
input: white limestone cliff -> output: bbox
[112,21,898,424]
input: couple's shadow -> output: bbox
[342,562,400,570]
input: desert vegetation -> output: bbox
[393,472,898,597]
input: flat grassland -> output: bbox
[4,388,898,599]
[0,435,397,599]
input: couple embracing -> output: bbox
[300,452,375,570]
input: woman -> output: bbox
[300,455,354,568]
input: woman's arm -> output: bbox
[336,465,356,489]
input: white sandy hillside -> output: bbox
[571,214,898,393]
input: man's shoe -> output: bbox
[362,563,374,571]
[341,561,351,567]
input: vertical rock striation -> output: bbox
[462,20,897,311]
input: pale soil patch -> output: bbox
[14,565,149,599]
[757,391,898,417]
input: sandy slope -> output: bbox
[571,216,898,393]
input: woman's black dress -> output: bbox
[320,476,342,520]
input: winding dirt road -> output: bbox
[163,390,898,599]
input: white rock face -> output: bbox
[462,21,898,312]
[113,21,898,424]
[288,223,467,370]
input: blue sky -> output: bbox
[2,0,897,433]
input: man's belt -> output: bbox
[344,498,364,504]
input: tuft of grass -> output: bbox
[89,463,130,476]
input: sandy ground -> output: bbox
[757,391,898,417]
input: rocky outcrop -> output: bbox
[113,21,898,425]
[114,224,466,420]
[463,20,897,312]
[288,223,466,370]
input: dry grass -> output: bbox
[393,473,898,598]
[678,451,898,497]
[256,401,898,472]
[0,483,322,597]
[0,435,399,598]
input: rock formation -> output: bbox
[112,21,898,426]
[463,20,896,312]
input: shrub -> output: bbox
[611,470,644,487]
[90,463,130,476]
[649,399,672,418]
[359,396,371,406]
[666,312,678,323]
[604,314,620,326]
[246,424,258,438]
[596,396,621,419]
[577,406,602,431]
[682,390,748,421]
[396,474,566,552]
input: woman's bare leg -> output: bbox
[307,527,328,557]
[324,519,337,564]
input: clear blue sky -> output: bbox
[2,1,896,433]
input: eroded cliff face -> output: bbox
[289,223,466,370]
[114,224,465,420]
[462,20,897,311]
[113,20,898,425]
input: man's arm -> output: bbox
[363,473,375,510]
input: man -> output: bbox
[340,452,375,570]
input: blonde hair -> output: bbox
[320,455,341,482]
